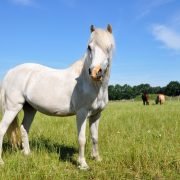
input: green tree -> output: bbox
[114,84,122,100]
[121,84,134,99]
[165,81,180,96]
[108,85,116,100]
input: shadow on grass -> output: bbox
[2,136,78,166]
[2,141,14,153]
[30,136,78,165]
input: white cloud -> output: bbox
[12,0,33,6]
[152,24,180,51]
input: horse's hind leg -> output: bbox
[0,110,21,165]
[21,103,36,155]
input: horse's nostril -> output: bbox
[89,68,91,75]
[97,68,102,75]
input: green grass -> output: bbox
[0,101,179,179]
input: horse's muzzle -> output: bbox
[89,66,103,81]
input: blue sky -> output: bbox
[0,0,180,86]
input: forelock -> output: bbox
[90,29,115,53]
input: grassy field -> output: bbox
[0,101,179,179]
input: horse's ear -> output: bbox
[90,25,95,33]
[107,24,112,33]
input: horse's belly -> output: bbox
[39,108,75,117]
[26,88,75,116]
[27,100,75,116]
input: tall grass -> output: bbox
[0,101,179,179]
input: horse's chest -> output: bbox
[90,92,108,113]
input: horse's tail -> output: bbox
[7,117,22,149]
[0,83,21,148]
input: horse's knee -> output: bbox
[20,125,28,138]
[91,136,98,145]
[78,136,86,146]
[0,122,8,136]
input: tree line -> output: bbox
[108,81,180,100]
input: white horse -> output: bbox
[0,25,115,169]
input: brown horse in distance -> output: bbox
[142,93,149,105]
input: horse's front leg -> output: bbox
[89,112,102,161]
[76,110,89,170]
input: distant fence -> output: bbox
[166,96,180,101]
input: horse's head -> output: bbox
[86,24,115,81]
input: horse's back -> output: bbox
[4,63,49,80]
[2,63,83,115]
[3,63,49,92]
[6,63,57,75]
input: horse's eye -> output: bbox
[88,45,91,52]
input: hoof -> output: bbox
[96,156,102,162]
[78,164,90,170]
[92,155,102,162]
[21,149,31,156]
[77,158,89,170]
